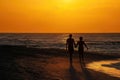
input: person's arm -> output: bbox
[73,39,76,48]
[84,42,88,50]
[76,41,79,48]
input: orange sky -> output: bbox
[0,0,120,33]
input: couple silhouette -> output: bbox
[66,34,88,66]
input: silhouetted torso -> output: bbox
[67,38,75,52]
[77,41,85,52]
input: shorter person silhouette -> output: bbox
[66,34,76,65]
[76,37,88,66]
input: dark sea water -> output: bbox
[0,33,120,54]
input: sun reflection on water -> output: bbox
[87,59,120,78]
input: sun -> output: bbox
[55,0,76,9]
[63,0,73,3]
[56,0,75,4]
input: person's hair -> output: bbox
[80,37,83,40]
[69,34,72,37]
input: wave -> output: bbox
[0,33,120,54]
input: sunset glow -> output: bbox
[0,0,120,33]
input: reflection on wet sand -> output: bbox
[87,59,120,78]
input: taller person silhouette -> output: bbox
[66,34,76,65]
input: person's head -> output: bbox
[79,37,83,41]
[69,34,72,38]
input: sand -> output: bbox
[0,45,120,80]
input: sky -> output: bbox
[0,0,120,33]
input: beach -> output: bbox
[0,45,120,80]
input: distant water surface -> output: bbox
[0,33,120,55]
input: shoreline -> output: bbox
[1,45,120,56]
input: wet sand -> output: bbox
[0,45,120,80]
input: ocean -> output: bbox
[0,33,120,54]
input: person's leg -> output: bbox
[78,50,82,62]
[81,52,86,67]
[81,53,84,62]
[78,53,82,63]
[70,52,73,65]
